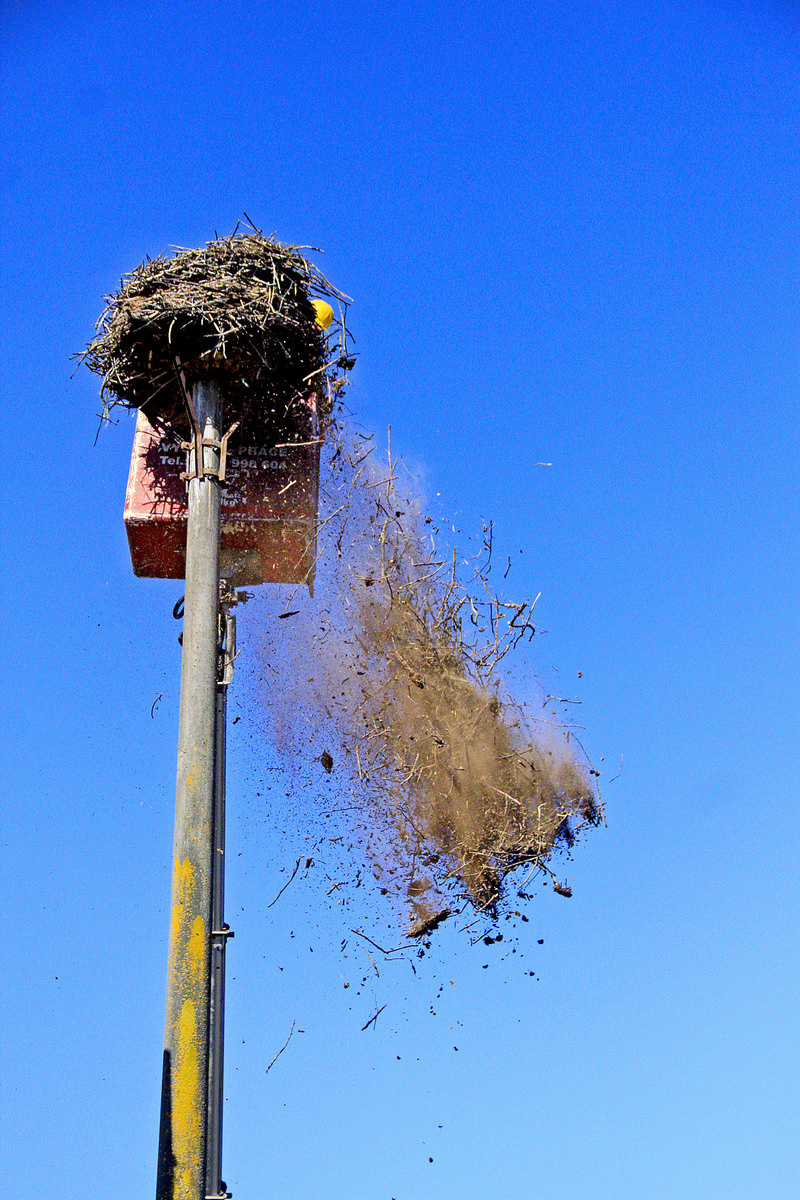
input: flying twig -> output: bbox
[608,754,624,783]
[267,857,302,908]
[363,948,380,977]
[265,1021,295,1074]
[361,1004,387,1031]
[350,928,407,956]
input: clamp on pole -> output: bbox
[217,582,252,686]
[180,421,240,483]
[173,355,206,480]
[173,356,241,483]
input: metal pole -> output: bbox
[157,380,222,1200]
[206,604,235,1199]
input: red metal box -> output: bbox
[124,407,320,586]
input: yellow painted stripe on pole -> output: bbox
[169,855,195,950]
[186,914,205,974]
[166,857,208,1199]
[175,999,201,1196]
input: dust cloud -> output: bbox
[252,415,601,933]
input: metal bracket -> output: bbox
[218,420,240,482]
[219,580,252,610]
[211,925,234,939]
[180,419,239,483]
[172,355,208,481]
[180,436,221,482]
[217,582,252,687]
[173,355,241,483]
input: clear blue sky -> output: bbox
[3,1,800,1197]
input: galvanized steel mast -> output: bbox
[156,380,222,1200]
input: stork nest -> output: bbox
[80,224,352,440]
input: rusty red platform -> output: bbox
[124,408,320,586]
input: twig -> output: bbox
[271,439,324,448]
[265,1020,295,1074]
[267,857,302,908]
[361,1003,386,1031]
[350,928,407,956]
[363,948,380,977]
[150,693,163,718]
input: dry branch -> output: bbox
[265,1021,296,1074]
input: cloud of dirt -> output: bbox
[252,414,601,933]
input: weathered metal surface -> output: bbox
[205,679,230,1200]
[124,403,320,586]
[157,381,221,1200]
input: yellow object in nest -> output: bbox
[311,299,334,329]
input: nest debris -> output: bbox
[80,221,352,439]
[255,418,604,927]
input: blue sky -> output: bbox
[3,1,800,1197]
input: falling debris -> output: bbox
[361,1003,387,1031]
[267,857,302,908]
[254,413,603,927]
[265,1021,296,1075]
[407,909,453,939]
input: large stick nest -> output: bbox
[81,223,352,439]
